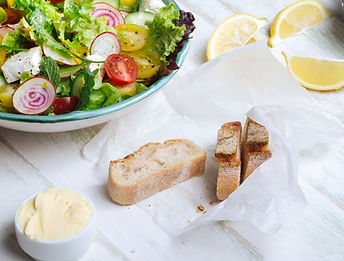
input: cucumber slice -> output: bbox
[94,0,120,8]
[119,5,134,12]
[125,11,154,28]
[71,72,85,98]
[60,64,85,79]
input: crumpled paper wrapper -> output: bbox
[83,42,344,236]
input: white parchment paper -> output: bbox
[83,42,344,235]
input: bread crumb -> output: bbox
[188,220,192,224]
[209,201,216,205]
[197,205,205,212]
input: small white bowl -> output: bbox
[15,192,96,261]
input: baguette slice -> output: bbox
[108,139,207,205]
[215,122,242,200]
[241,118,272,182]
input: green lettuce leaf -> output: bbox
[101,83,121,107]
[27,8,78,59]
[62,0,116,54]
[14,0,116,58]
[136,83,148,93]
[13,0,44,12]
[76,69,95,109]
[56,78,72,97]
[145,3,185,64]
[2,28,27,54]
[55,79,71,97]
[20,71,33,83]
[0,7,7,24]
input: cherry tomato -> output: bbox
[53,96,79,115]
[120,0,136,7]
[126,49,160,79]
[3,8,20,25]
[105,54,138,86]
[115,24,147,52]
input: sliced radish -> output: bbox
[91,2,124,27]
[0,25,14,39]
[120,10,129,18]
[12,77,56,115]
[43,43,78,66]
[90,32,121,58]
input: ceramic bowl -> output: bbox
[0,0,189,133]
[15,192,96,261]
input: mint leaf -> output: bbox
[39,56,60,87]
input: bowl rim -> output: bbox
[15,189,96,244]
[0,0,189,123]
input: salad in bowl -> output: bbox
[0,0,195,117]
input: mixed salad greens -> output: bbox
[0,0,195,115]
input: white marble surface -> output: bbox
[1,1,344,260]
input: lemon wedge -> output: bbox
[283,52,344,91]
[207,14,267,61]
[268,0,332,47]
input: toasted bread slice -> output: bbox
[108,139,207,205]
[241,118,271,182]
[215,122,242,200]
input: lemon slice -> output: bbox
[283,52,344,91]
[207,14,267,61]
[268,0,332,47]
[247,34,260,44]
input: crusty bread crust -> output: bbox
[108,139,207,205]
[215,122,242,200]
[241,118,271,183]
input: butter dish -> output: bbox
[15,189,96,261]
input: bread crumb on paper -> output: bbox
[197,205,205,212]
[188,220,192,224]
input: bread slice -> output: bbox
[241,118,272,182]
[108,139,207,205]
[215,122,242,200]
